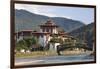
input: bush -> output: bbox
[16,37,38,51]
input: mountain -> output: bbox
[15,9,85,32]
[69,23,94,48]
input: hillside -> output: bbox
[15,9,85,32]
[69,23,94,48]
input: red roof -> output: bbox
[32,31,50,35]
[20,30,33,32]
[39,19,58,27]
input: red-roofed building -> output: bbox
[15,19,72,51]
[39,19,59,34]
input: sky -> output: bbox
[15,4,94,24]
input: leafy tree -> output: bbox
[16,40,28,51]
[16,37,38,51]
[50,37,63,43]
[31,37,38,44]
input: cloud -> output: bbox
[15,3,94,24]
[15,4,62,17]
[15,4,73,20]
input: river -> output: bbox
[15,54,94,66]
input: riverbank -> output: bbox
[15,51,58,58]
[15,50,93,58]
[61,50,93,56]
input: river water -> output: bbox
[15,54,94,65]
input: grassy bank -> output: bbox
[15,51,58,58]
[15,50,92,58]
[61,50,92,56]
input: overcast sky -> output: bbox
[15,4,94,24]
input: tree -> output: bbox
[50,37,63,43]
[16,40,28,51]
[16,37,38,51]
[31,37,38,45]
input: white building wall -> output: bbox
[54,43,60,51]
[17,36,23,42]
[49,43,60,51]
[54,28,58,34]
[49,43,54,51]
[40,29,42,32]
[38,35,47,47]
[48,36,51,42]
[52,27,58,34]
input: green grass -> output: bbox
[15,51,57,58]
[15,50,92,58]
